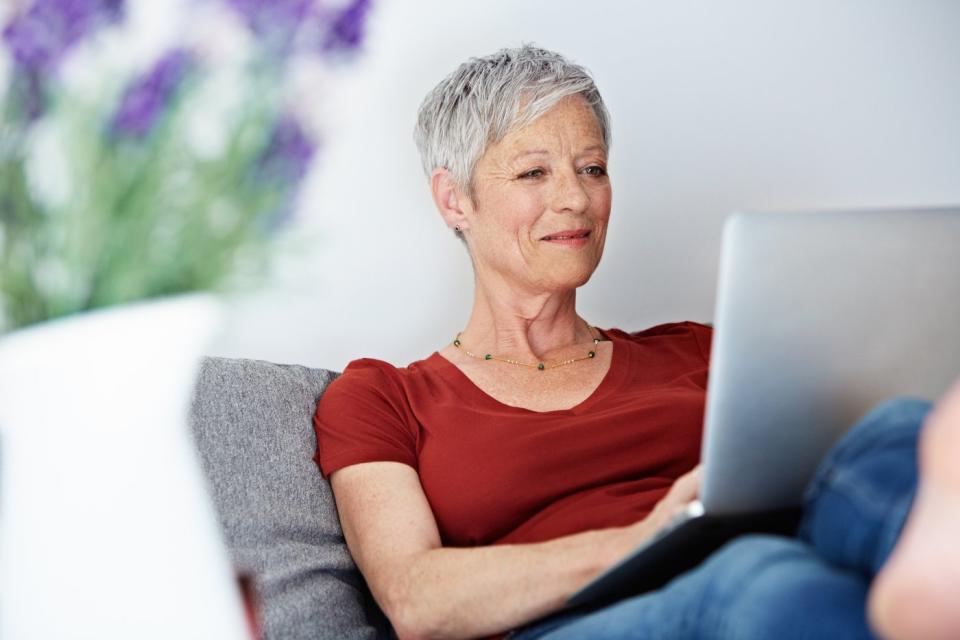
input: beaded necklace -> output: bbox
[452,326,601,371]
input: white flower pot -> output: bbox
[0,294,249,639]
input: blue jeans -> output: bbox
[510,397,929,640]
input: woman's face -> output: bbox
[462,95,611,295]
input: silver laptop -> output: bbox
[569,206,960,608]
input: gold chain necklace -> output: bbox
[452,327,601,371]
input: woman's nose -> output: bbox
[551,169,590,214]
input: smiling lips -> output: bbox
[540,229,592,245]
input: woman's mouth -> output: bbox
[540,229,591,246]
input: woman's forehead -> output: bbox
[491,98,606,160]
[515,95,602,137]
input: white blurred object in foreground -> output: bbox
[0,294,248,640]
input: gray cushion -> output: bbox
[189,356,391,640]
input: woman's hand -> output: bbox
[649,464,702,526]
[610,465,702,562]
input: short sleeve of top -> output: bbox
[313,359,421,473]
[313,321,712,548]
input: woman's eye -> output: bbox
[519,168,544,179]
[582,165,607,177]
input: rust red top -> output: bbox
[314,322,712,547]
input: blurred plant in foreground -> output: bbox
[0,0,371,332]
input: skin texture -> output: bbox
[868,380,960,640]
[330,95,700,639]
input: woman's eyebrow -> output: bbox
[577,145,607,158]
[510,145,606,163]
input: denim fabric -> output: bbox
[798,397,927,577]
[510,397,931,640]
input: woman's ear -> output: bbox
[430,168,470,233]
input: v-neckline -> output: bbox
[426,328,627,415]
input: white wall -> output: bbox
[211,0,960,370]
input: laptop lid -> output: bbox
[700,207,960,515]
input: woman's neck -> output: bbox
[458,279,594,362]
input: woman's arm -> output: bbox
[331,462,700,640]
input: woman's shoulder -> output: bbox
[604,320,712,340]
[316,355,430,424]
[314,356,427,477]
[330,353,440,393]
[604,321,713,362]
[340,356,403,376]
[339,353,438,377]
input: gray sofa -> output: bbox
[189,356,392,639]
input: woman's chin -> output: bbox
[530,267,597,293]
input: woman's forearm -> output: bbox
[385,522,646,640]
[334,463,700,639]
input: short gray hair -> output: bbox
[414,44,611,193]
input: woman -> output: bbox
[314,45,933,639]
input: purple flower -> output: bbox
[110,50,192,139]
[254,115,317,226]
[2,0,124,73]
[2,0,123,121]
[320,0,370,53]
[222,0,371,57]
[225,0,312,45]
[259,115,316,182]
